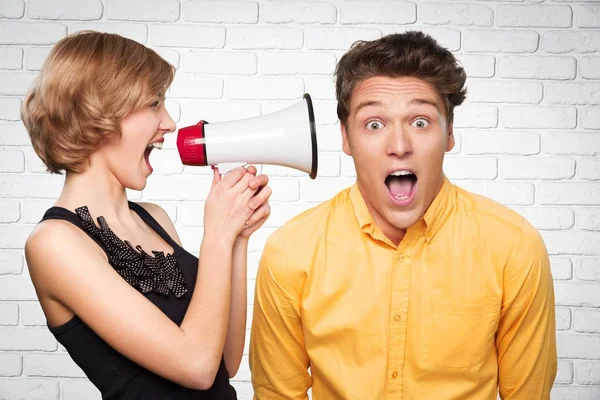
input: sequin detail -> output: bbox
[75,206,188,298]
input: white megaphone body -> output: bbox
[177,93,318,179]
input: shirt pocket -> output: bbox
[422,295,500,370]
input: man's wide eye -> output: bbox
[412,118,429,129]
[367,121,383,130]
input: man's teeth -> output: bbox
[394,194,410,201]
[147,142,163,150]
[390,170,413,176]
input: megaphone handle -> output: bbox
[215,162,248,175]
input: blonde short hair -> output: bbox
[21,31,175,173]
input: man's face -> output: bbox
[341,75,454,244]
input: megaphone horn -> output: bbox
[177,93,318,179]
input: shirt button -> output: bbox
[392,371,398,379]
[426,230,432,237]
[394,314,401,322]
[398,255,405,262]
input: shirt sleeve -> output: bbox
[496,219,558,399]
[249,233,311,400]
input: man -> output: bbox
[249,31,557,399]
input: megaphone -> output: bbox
[177,93,318,179]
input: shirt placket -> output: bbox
[386,229,420,399]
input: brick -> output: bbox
[0,0,24,18]
[556,307,572,330]
[310,100,338,126]
[454,105,498,128]
[443,156,497,180]
[500,156,575,180]
[0,150,25,172]
[164,99,180,123]
[0,199,20,223]
[0,327,57,351]
[226,76,304,100]
[0,72,37,96]
[303,76,335,100]
[0,225,35,249]
[555,282,600,307]
[259,52,336,75]
[106,0,179,21]
[539,182,600,205]
[0,353,22,377]
[178,101,260,128]
[305,27,381,50]
[581,57,600,79]
[183,1,257,23]
[547,82,600,105]
[228,26,302,50]
[0,303,19,325]
[146,150,183,176]
[68,23,147,44]
[151,25,225,48]
[24,147,48,174]
[0,174,63,198]
[575,257,600,281]
[576,361,600,385]
[575,5,600,28]
[551,257,574,281]
[511,207,574,231]
[576,208,600,231]
[542,231,600,256]
[498,55,576,80]
[143,176,212,201]
[544,132,600,155]
[467,80,542,104]
[0,22,66,45]
[457,55,495,78]
[232,381,253,398]
[341,1,415,24]
[263,0,336,24]
[168,75,222,99]
[0,251,23,275]
[574,310,600,334]
[550,386,600,400]
[317,124,343,152]
[463,29,539,53]
[62,379,101,400]
[578,157,600,180]
[462,130,539,155]
[27,0,102,20]
[502,106,576,129]
[0,378,58,399]
[265,178,300,202]
[419,3,492,26]
[455,181,534,205]
[542,30,600,53]
[183,51,256,75]
[379,27,461,52]
[0,47,22,70]
[177,201,204,227]
[0,123,30,146]
[0,97,21,121]
[25,47,51,71]
[556,359,574,384]
[25,354,85,378]
[0,278,37,300]
[581,106,600,130]
[342,155,356,177]
[301,178,355,202]
[20,302,46,326]
[497,5,572,27]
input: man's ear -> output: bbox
[446,123,455,152]
[341,122,352,156]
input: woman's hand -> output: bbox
[238,169,271,240]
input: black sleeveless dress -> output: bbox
[41,202,237,400]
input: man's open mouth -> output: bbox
[385,170,417,202]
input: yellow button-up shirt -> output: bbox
[250,178,557,399]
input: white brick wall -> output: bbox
[0,1,598,399]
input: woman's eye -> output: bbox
[412,118,429,129]
[366,121,383,130]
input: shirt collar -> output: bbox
[349,177,456,244]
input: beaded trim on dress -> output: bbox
[75,206,188,298]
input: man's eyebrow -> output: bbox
[410,97,440,110]
[353,100,383,115]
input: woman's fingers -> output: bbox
[248,185,272,211]
[248,173,269,191]
[245,203,271,226]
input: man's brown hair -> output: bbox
[335,31,467,127]
[21,31,175,174]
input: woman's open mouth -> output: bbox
[385,169,417,207]
[144,141,163,173]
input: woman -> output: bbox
[21,31,271,399]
